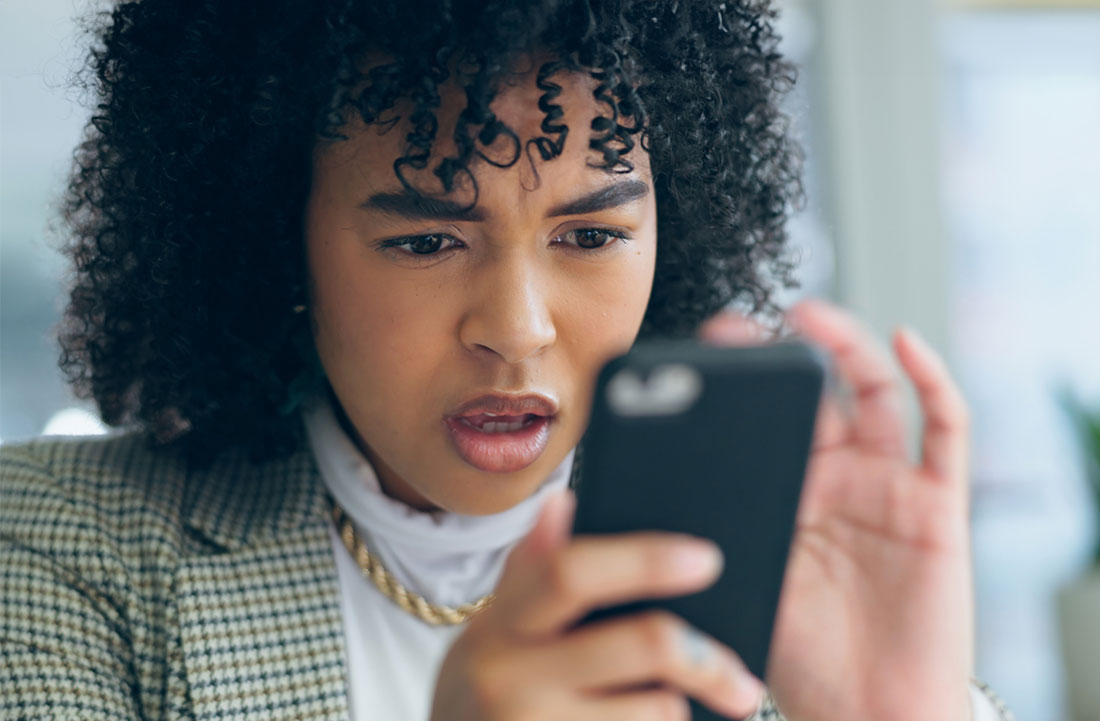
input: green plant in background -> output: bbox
[1059,388,1100,567]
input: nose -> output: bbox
[458,255,557,365]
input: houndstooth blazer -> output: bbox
[1,433,1013,721]
[1,432,350,721]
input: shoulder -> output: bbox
[0,433,196,717]
[0,433,328,718]
[0,433,195,609]
[1,433,189,549]
[0,430,187,496]
[1,429,326,565]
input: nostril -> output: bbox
[458,298,557,364]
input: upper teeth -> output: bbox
[480,420,527,433]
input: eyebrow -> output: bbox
[361,178,650,222]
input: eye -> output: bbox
[554,227,631,251]
[380,233,464,256]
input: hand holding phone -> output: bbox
[431,488,766,721]
[571,340,825,684]
[697,301,977,721]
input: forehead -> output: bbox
[312,60,651,206]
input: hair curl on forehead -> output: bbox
[324,5,649,202]
[59,0,803,463]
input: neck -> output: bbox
[327,387,442,513]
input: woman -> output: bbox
[0,1,1013,720]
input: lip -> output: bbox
[446,392,559,418]
[444,392,558,473]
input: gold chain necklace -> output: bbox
[330,502,495,626]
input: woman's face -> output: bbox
[305,68,657,515]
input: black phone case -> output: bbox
[571,341,823,709]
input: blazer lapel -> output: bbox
[176,444,351,721]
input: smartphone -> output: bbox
[571,340,824,686]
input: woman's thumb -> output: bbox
[520,490,576,558]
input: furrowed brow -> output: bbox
[547,179,650,217]
[362,178,650,222]
[361,192,486,222]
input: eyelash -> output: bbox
[379,234,464,256]
[378,228,632,258]
[553,227,632,252]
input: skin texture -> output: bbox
[306,68,657,513]
[310,70,974,721]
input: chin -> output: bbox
[438,467,551,516]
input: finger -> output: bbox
[577,690,692,721]
[493,533,724,638]
[699,311,769,346]
[547,611,764,719]
[893,326,970,485]
[811,393,848,451]
[788,300,907,457]
[472,489,574,634]
[522,490,577,556]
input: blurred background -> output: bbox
[2,1,1099,718]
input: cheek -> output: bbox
[548,245,654,452]
[586,231,656,337]
[567,262,651,347]
[306,229,454,415]
[559,239,657,385]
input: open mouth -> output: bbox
[456,413,544,434]
[443,396,557,473]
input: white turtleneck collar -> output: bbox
[302,394,574,608]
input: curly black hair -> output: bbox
[59,0,803,463]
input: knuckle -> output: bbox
[638,611,686,668]
[939,396,970,436]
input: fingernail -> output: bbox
[680,625,714,666]
[726,660,765,706]
[720,654,766,719]
[728,662,764,695]
[674,540,724,578]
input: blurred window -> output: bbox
[0,2,95,442]
[940,9,1100,721]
